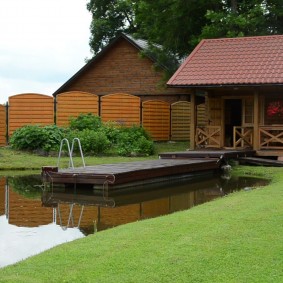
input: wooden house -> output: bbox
[53,33,191,100]
[52,33,207,141]
[168,35,283,157]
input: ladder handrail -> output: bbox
[57,138,86,169]
[57,138,74,169]
[70,138,86,168]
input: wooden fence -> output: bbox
[0,92,206,144]
[101,93,140,126]
[0,105,6,146]
[8,93,54,136]
[56,91,99,126]
[142,100,170,140]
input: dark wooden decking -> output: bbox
[42,158,221,189]
[159,149,256,159]
[42,149,257,190]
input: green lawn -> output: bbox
[0,165,282,282]
[0,142,189,172]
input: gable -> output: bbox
[54,37,171,96]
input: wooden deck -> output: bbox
[42,158,221,189]
[159,149,256,159]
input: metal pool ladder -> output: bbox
[57,138,86,169]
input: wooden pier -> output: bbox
[42,158,221,190]
[42,149,256,190]
[159,149,256,159]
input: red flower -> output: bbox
[267,101,283,117]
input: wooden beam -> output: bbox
[190,93,196,150]
[253,91,259,150]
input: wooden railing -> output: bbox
[233,127,253,148]
[259,126,283,149]
[196,126,222,148]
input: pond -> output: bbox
[0,173,268,268]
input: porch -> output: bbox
[195,125,283,157]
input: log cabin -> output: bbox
[167,35,283,158]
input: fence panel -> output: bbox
[142,100,170,141]
[0,105,6,145]
[8,93,54,136]
[101,93,140,126]
[171,101,190,141]
[56,91,99,126]
[197,103,206,127]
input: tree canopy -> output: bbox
[87,0,283,72]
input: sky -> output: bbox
[0,0,92,104]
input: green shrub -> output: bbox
[9,118,154,157]
[42,125,68,152]
[69,113,102,131]
[10,125,48,151]
[115,125,154,156]
[68,129,110,155]
[10,125,67,152]
[99,121,120,144]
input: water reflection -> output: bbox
[0,176,84,268]
[0,173,268,268]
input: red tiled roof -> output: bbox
[168,35,283,87]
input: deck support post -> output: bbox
[190,93,196,150]
[253,90,259,150]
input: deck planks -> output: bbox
[43,159,221,188]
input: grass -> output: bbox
[0,165,282,282]
[0,142,189,172]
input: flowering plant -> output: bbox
[267,101,283,117]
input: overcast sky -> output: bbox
[0,0,92,104]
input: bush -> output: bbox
[69,113,102,131]
[9,116,154,157]
[115,126,154,156]
[10,125,66,152]
[10,125,47,151]
[67,129,110,155]
[42,125,68,152]
[99,121,121,144]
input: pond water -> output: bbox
[0,173,268,268]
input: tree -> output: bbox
[135,0,218,59]
[87,0,138,55]
[201,0,283,39]
[87,0,283,73]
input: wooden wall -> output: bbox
[8,93,54,136]
[56,91,99,126]
[101,93,141,126]
[57,37,191,97]
[0,105,6,146]
[142,100,170,140]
